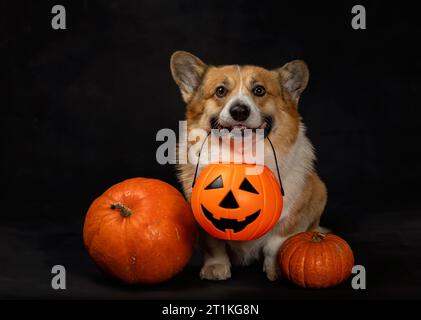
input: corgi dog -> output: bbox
[170,51,327,281]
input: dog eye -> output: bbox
[215,86,228,98]
[252,85,266,97]
[239,178,259,194]
[205,175,224,190]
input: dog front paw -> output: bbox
[200,263,231,280]
[263,259,280,281]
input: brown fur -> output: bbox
[279,172,327,237]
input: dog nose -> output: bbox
[229,104,250,121]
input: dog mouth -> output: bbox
[201,204,261,233]
[210,116,272,137]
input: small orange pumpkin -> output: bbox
[191,163,283,241]
[83,178,197,284]
[278,232,354,288]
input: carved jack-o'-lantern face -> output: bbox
[191,164,283,241]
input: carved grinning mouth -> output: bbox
[201,204,261,233]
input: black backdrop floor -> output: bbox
[1,203,420,300]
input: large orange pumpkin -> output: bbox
[191,163,283,241]
[83,178,196,284]
[278,232,354,288]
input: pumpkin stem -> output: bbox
[312,232,326,242]
[111,203,132,218]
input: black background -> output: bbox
[2,0,421,299]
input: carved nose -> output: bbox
[219,191,239,209]
[229,104,250,121]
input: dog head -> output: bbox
[170,51,308,148]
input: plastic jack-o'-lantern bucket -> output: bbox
[190,135,284,241]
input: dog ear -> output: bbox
[276,60,309,103]
[170,51,207,103]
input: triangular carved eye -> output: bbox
[239,178,259,194]
[205,175,224,190]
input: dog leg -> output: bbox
[262,234,286,281]
[199,232,231,280]
[262,173,328,281]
